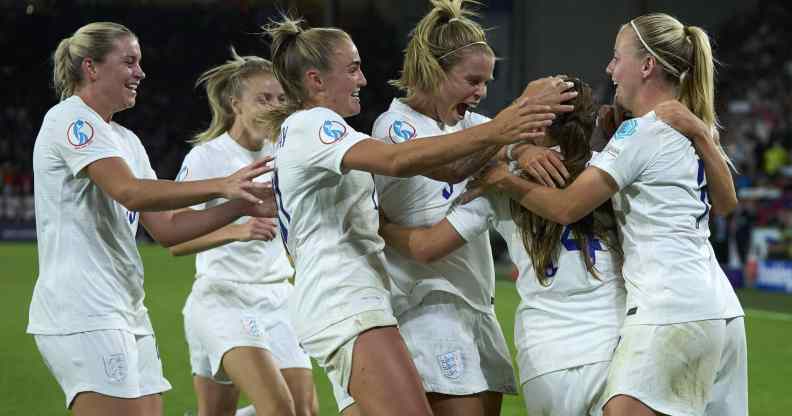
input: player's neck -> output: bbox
[76,89,115,122]
[631,81,677,118]
[405,93,441,123]
[228,123,264,152]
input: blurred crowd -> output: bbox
[2,2,792,268]
[712,2,792,271]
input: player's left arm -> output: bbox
[464,163,617,225]
[379,218,466,263]
[655,101,738,215]
[140,195,276,248]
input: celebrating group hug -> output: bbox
[27,1,746,415]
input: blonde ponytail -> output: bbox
[391,0,492,98]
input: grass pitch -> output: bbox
[2,243,791,415]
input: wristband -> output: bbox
[506,143,518,162]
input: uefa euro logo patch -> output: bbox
[388,120,416,143]
[67,119,95,148]
[614,119,637,140]
[437,350,464,380]
[319,120,347,144]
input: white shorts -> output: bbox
[398,291,517,396]
[706,317,748,416]
[301,309,397,412]
[602,318,744,416]
[183,280,311,383]
[34,329,172,408]
[521,361,609,416]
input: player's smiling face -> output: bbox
[435,50,494,126]
[606,26,644,114]
[91,35,145,114]
[321,38,367,117]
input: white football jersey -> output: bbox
[372,99,495,315]
[590,111,743,326]
[449,192,625,383]
[274,107,391,340]
[175,133,293,285]
[28,96,156,335]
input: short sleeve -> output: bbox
[288,108,370,176]
[127,129,157,180]
[174,147,211,210]
[446,194,496,242]
[51,107,123,176]
[371,111,418,144]
[589,116,662,190]
[176,147,213,182]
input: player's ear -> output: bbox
[304,68,323,93]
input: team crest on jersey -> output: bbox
[614,119,637,140]
[103,353,128,383]
[127,210,138,224]
[319,120,347,144]
[242,316,263,337]
[66,119,95,148]
[437,350,464,379]
[388,120,416,142]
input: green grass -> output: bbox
[2,242,792,415]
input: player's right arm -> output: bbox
[380,218,466,263]
[344,79,577,177]
[379,196,494,263]
[168,216,277,256]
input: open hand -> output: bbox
[222,157,274,204]
[519,76,578,113]
[655,100,709,142]
[516,144,568,188]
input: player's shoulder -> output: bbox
[609,111,672,146]
[42,97,108,148]
[50,96,102,121]
[287,106,343,126]
[374,99,433,143]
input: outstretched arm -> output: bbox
[345,77,578,177]
[463,163,617,225]
[168,216,277,256]
[379,218,466,264]
[85,157,273,211]
[140,193,275,248]
[655,101,738,215]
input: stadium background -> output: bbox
[2,0,791,414]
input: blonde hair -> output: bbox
[390,0,494,98]
[258,15,352,140]
[53,22,135,101]
[628,13,717,130]
[192,47,275,145]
